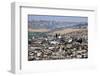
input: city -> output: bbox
[28,29,88,61]
[28,15,88,61]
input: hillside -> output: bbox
[48,28,87,35]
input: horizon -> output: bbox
[28,15,88,23]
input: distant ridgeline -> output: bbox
[28,20,88,30]
[28,20,88,39]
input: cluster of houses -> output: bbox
[28,30,88,61]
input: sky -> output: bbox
[28,15,88,23]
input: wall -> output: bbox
[0,0,100,76]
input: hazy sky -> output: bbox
[28,15,88,23]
